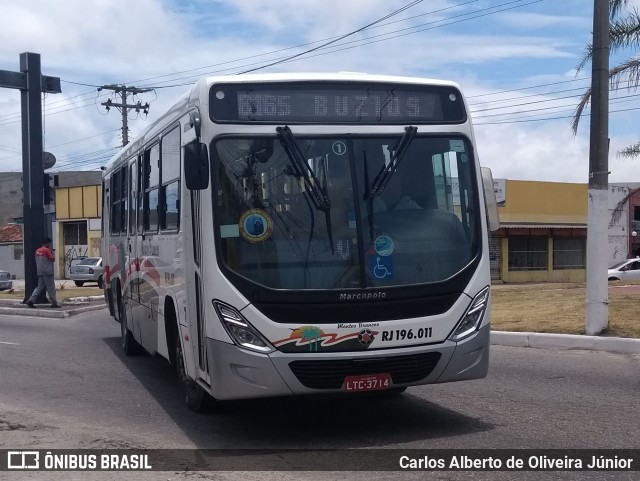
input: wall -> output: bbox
[55,185,102,220]
[54,185,103,279]
[498,180,588,225]
[0,244,23,278]
[496,180,587,283]
[608,184,634,266]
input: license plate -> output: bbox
[343,373,392,392]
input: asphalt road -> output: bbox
[0,309,639,481]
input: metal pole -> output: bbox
[121,88,128,146]
[585,0,609,335]
[20,52,46,303]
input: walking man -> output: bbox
[27,237,60,308]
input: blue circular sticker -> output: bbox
[374,235,394,256]
[239,209,273,243]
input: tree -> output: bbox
[572,0,640,158]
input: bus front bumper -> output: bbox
[205,324,490,401]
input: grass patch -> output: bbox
[491,283,640,338]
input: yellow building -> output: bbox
[493,180,587,283]
[54,184,102,279]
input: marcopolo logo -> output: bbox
[338,291,387,301]
[7,451,39,469]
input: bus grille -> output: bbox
[288,352,442,390]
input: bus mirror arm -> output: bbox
[185,141,210,190]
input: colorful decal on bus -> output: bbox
[273,326,380,353]
[239,209,273,243]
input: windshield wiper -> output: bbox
[277,126,331,210]
[369,125,417,197]
[276,126,334,253]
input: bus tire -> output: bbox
[176,332,212,412]
[120,295,139,356]
[105,288,115,317]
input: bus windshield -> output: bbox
[214,134,480,290]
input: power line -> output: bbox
[474,105,640,126]
[132,0,542,87]
[237,0,427,74]
[126,0,482,86]
[1,0,546,124]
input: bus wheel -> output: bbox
[120,299,139,356]
[175,333,211,412]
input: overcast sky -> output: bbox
[1,0,639,184]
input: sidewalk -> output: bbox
[491,330,640,355]
[0,279,106,319]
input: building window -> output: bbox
[13,245,23,260]
[508,236,547,271]
[553,237,586,269]
[64,221,88,245]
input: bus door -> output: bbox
[181,111,210,384]
[125,157,143,342]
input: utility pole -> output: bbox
[0,52,61,303]
[585,0,609,335]
[99,85,151,146]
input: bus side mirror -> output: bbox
[184,141,209,190]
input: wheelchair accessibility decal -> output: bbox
[239,208,273,243]
[368,255,393,280]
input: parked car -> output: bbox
[0,270,13,291]
[69,257,103,288]
[608,258,640,281]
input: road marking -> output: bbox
[0,341,20,345]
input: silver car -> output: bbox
[69,257,103,288]
[0,270,13,291]
[608,258,640,281]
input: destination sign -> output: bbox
[209,82,466,124]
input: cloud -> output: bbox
[494,12,590,30]
[0,0,628,188]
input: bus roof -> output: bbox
[103,72,464,173]
[194,72,461,89]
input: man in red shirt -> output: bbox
[26,237,60,308]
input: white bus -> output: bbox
[102,73,498,411]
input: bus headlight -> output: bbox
[449,286,490,342]
[212,300,274,353]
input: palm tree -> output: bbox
[572,0,640,158]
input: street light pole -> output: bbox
[585,0,610,335]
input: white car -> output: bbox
[608,258,640,281]
[69,257,104,288]
[0,270,12,291]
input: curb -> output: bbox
[0,303,106,319]
[491,331,640,355]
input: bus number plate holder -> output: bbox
[343,373,392,392]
